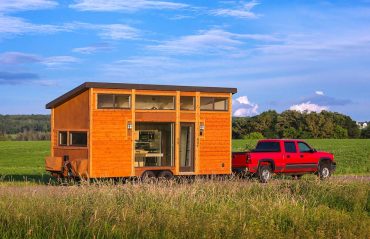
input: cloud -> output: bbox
[315,90,324,95]
[233,96,259,117]
[72,43,114,54]
[148,29,277,55]
[0,71,39,84]
[70,0,188,12]
[290,101,328,113]
[304,93,352,106]
[0,52,79,67]
[210,1,260,19]
[0,0,58,12]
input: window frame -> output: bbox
[200,97,229,111]
[69,131,88,147]
[97,93,131,109]
[135,95,176,110]
[58,131,68,146]
[180,96,196,111]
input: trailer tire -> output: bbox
[158,170,174,181]
[258,165,272,183]
[141,170,156,183]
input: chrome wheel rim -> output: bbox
[262,170,270,180]
[321,167,330,178]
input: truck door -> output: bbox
[283,141,300,172]
[297,141,317,172]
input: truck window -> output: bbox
[298,142,312,153]
[254,142,280,152]
[284,142,297,153]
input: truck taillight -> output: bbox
[246,154,251,164]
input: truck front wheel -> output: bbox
[258,165,272,183]
[318,164,331,180]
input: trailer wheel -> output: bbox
[258,165,272,183]
[141,170,156,183]
[158,170,174,181]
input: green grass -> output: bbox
[233,139,370,175]
[0,179,369,238]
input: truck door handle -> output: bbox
[300,155,304,158]
[286,155,290,158]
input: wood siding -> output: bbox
[52,90,89,162]
[90,89,133,178]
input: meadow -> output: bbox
[0,140,369,238]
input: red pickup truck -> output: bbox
[232,139,336,182]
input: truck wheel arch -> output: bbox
[258,159,275,171]
[318,157,332,168]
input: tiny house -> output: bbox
[45,82,237,179]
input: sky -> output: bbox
[0,0,369,121]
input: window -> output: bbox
[97,94,130,109]
[284,142,297,153]
[180,96,195,110]
[58,131,67,146]
[69,132,87,147]
[136,95,175,110]
[254,142,281,152]
[200,97,228,111]
[298,142,312,153]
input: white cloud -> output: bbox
[315,90,324,96]
[233,96,259,117]
[72,43,113,54]
[0,0,57,12]
[148,29,277,55]
[210,1,260,19]
[70,0,188,12]
[289,101,328,113]
[0,51,79,67]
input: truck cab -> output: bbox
[232,139,336,182]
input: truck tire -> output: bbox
[258,165,272,183]
[141,170,156,183]
[158,170,174,180]
[318,163,331,180]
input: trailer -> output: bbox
[45,82,237,179]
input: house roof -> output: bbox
[45,82,238,109]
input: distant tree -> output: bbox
[361,126,370,138]
[243,132,264,140]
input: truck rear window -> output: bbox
[254,142,281,152]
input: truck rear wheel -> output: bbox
[258,165,272,183]
[318,163,331,180]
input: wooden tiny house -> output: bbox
[45,82,237,179]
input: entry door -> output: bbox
[180,123,195,172]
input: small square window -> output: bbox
[200,97,214,110]
[69,132,87,147]
[58,131,67,146]
[97,94,114,108]
[180,96,195,110]
[214,98,228,111]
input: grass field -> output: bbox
[0,140,369,238]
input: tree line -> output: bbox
[233,110,370,139]
[0,115,50,141]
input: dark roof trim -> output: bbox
[46,82,237,109]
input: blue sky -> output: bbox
[0,0,369,120]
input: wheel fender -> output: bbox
[258,159,275,171]
[318,157,332,169]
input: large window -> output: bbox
[200,97,228,111]
[135,123,174,167]
[254,142,281,152]
[136,95,175,110]
[58,131,67,146]
[97,94,130,109]
[180,96,195,110]
[298,142,312,153]
[284,142,297,153]
[69,132,87,147]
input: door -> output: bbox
[283,141,300,172]
[180,123,195,172]
[297,141,317,172]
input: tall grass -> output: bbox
[0,179,369,238]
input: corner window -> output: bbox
[298,142,312,153]
[136,95,175,110]
[97,94,130,109]
[69,132,87,147]
[200,97,228,111]
[180,96,195,110]
[58,131,67,146]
